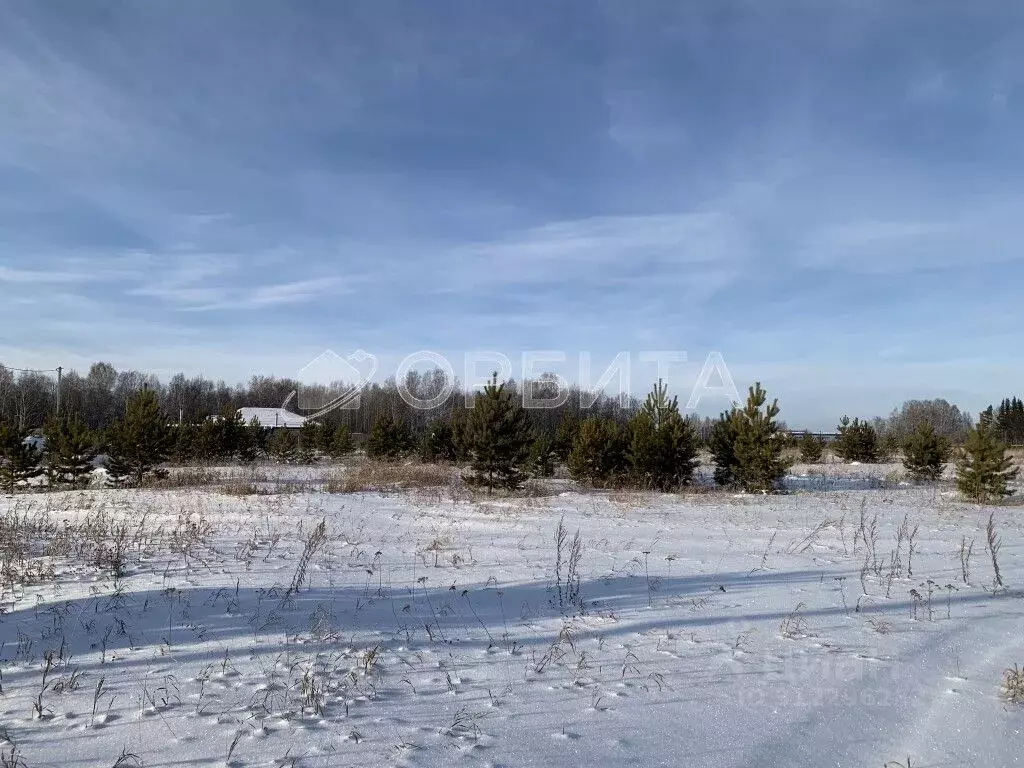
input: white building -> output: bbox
[237,407,310,429]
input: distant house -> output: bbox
[237,407,311,429]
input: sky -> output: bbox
[1,1,1023,428]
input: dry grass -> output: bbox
[1003,664,1024,704]
[218,478,269,497]
[327,461,458,494]
[143,467,221,489]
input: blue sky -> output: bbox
[1,1,1023,427]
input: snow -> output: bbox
[237,408,310,429]
[1,467,1022,767]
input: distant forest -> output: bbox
[2,361,1021,445]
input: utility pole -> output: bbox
[55,366,63,421]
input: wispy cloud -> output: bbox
[1,2,1024,421]
[0,265,98,284]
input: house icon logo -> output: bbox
[291,349,378,415]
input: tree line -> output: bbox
[1,375,1016,503]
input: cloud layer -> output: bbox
[1,1,1022,426]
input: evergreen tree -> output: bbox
[994,396,1024,445]
[43,418,97,487]
[314,422,333,455]
[553,412,581,462]
[328,424,354,458]
[196,418,222,461]
[270,428,298,463]
[638,379,675,429]
[568,417,628,487]
[902,423,951,482]
[237,418,266,464]
[730,382,791,493]
[297,420,319,464]
[956,418,1018,502]
[462,374,533,492]
[833,416,879,463]
[172,423,201,463]
[980,405,996,428]
[528,433,558,478]
[876,429,901,462]
[626,381,699,491]
[365,413,414,460]
[419,420,458,463]
[708,410,741,487]
[217,406,246,459]
[449,409,472,462]
[0,427,43,493]
[798,432,825,464]
[105,389,172,486]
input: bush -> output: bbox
[270,428,298,463]
[902,423,951,482]
[0,427,43,493]
[833,416,878,463]
[798,432,825,464]
[44,418,98,487]
[568,417,628,487]
[529,433,558,478]
[419,420,458,463]
[297,421,319,464]
[554,413,582,462]
[328,425,354,458]
[365,413,414,460]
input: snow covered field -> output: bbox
[1,465,1022,768]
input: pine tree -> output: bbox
[876,429,901,462]
[419,420,458,463]
[449,409,472,462]
[328,425,354,458]
[217,407,246,459]
[237,418,266,464]
[708,410,741,487]
[462,374,533,492]
[902,422,951,482]
[105,389,172,486]
[43,418,97,487]
[994,396,1024,445]
[956,418,1018,502]
[172,423,201,463]
[270,428,298,463]
[314,422,333,455]
[365,413,414,460]
[626,381,699,491]
[554,412,581,462]
[0,426,43,493]
[196,418,221,461]
[798,432,825,464]
[568,417,628,487]
[730,382,791,493]
[297,420,319,464]
[528,433,557,478]
[833,416,879,463]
